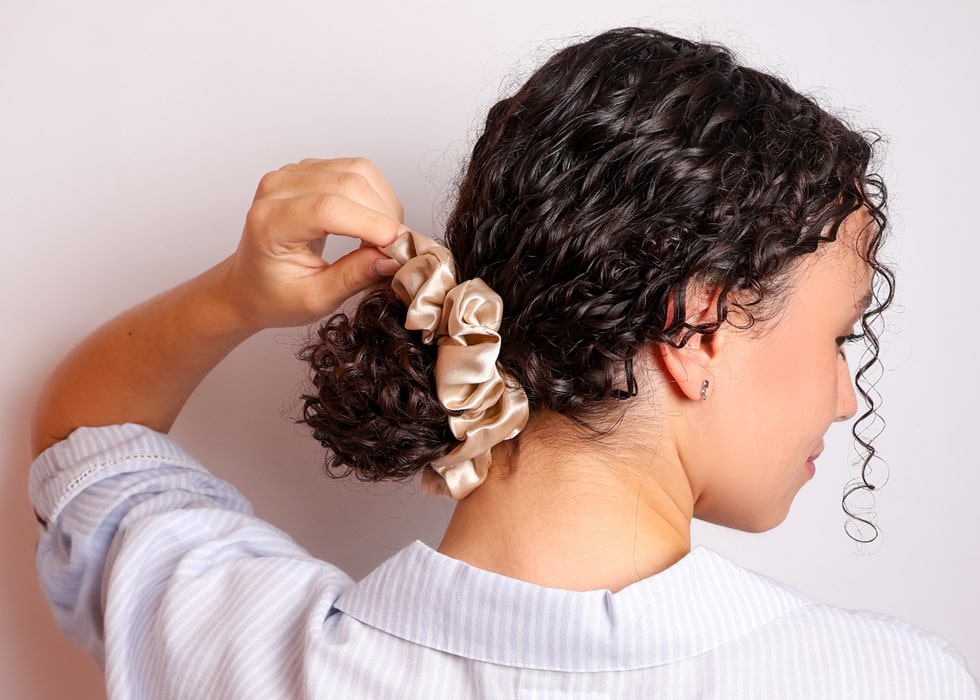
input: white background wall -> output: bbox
[2,1,977,696]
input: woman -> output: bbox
[30,28,977,697]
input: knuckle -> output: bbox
[312,193,341,220]
[347,157,376,177]
[340,263,364,293]
[335,171,368,197]
[255,170,284,198]
[245,199,274,231]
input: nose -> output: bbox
[835,352,859,422]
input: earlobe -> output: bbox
[658,286,729,402]
[659,339,712,401]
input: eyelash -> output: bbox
[836,333,863,356]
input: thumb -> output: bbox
[316,247,400,312]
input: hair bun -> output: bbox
[297,286,456,482]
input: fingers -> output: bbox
[247,158,406,254]
[273,157,404,221]
[254,169,395,223]
[227,158,410,329]
[246,191,404,250]
[314,247,397,312]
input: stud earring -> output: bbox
[700,379,709,401]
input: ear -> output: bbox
[657,286,729,402]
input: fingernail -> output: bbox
[372,257,402,277]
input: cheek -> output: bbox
[762,339,838,417]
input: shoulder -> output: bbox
[734,584,976,696]
[692,550,977,697]
[795,604,975,673]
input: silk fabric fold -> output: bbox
[383,231,529,499]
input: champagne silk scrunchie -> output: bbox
[383,231,530,499]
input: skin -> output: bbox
[30,158,406,455]
[677,226,873,533]
[31,159,874,595]
[440,214,874,591]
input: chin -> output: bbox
[696,503,791,533]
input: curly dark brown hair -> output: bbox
[299,28,894,538]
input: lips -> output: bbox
[804,448,822,479]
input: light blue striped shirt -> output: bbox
[30,424,978,698]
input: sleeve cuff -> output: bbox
[29,423,207,527]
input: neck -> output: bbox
[437,411,694,592]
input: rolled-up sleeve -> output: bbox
[29,424,349,699]
[30,425,252,659]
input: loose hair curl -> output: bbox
[300,28,893,533]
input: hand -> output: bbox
[31,157,408,452]
[224,157,406,330]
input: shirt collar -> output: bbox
[335,541,810,671]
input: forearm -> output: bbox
[31,257,256,457]
[30,158,404,459]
